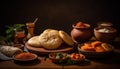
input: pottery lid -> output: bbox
[97,22,113,27]
[94,26,117,33]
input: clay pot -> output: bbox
[71,23,92,43]
[94,26,117,43]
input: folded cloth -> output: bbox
[0,52,13,61]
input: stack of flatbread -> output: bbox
[27,29,74,49]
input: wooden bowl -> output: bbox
[70,53,85,62]
[13,52,38,62]
[49,52,69,63]
[78,41,114,58]
[94,27,117,43]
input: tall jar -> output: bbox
[26,22,35,40]
[71,22,92,43]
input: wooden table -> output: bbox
[0,39,120,69]
[0,49,120,69]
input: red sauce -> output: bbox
[15,52,36,60]
[15,31,25,38]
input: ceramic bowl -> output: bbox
[49,52,69,63]
[78,41,114,58]
[94,27,117,43]
[70,53,85,62]
[13,52,38,62]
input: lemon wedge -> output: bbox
[101,43,112,51]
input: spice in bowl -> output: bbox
[70,53,85,61]
[14,52,37,61]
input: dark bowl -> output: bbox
[70,53,85,62]
[13,52,38,63]
[13,44,24,50]
[78,41,114,58]
[49,52,69,63]
[94,27,117,43]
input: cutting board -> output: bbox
[25,43,75,55]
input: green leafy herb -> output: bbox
[66,60,75,65]
[43,56,47,61]
[0,24,25,45]
[56,53,63,59]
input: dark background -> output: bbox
[0,0,119,36]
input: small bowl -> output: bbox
[70,53,85,62]
[13,44,24,50]
[78,41,114,58]
[49,52,69,63]
[94,27,117,43]
[13,52,38,62]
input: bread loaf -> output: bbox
[27,36,42,47]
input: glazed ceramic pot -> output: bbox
[94,26,117,43]
[71,22,92,43]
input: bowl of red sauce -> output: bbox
[13,52,38,62]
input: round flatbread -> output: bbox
[59,30,74,46]
[39,30,63,49]
[43,29,59,34]
[27,36,42,47]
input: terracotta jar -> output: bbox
[71,22,92,43]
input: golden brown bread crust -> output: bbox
[59,30,74,46]
[39,29,63,49]
[27,36,42,47]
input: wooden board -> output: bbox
[25,43,75,55]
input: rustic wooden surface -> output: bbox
[0,48,120,69]
[0,37,120,69]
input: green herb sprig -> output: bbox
[0,24,25,45]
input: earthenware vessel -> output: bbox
[94,26,117,43]
[71,22,92,43]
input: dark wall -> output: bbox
[0,0,119,36]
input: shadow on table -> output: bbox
[89,51,120,64]
[53,59,91,66]
[13,58,41,66]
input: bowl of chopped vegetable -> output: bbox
[49,52,69,63]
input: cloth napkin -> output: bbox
[0,46,29,61]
